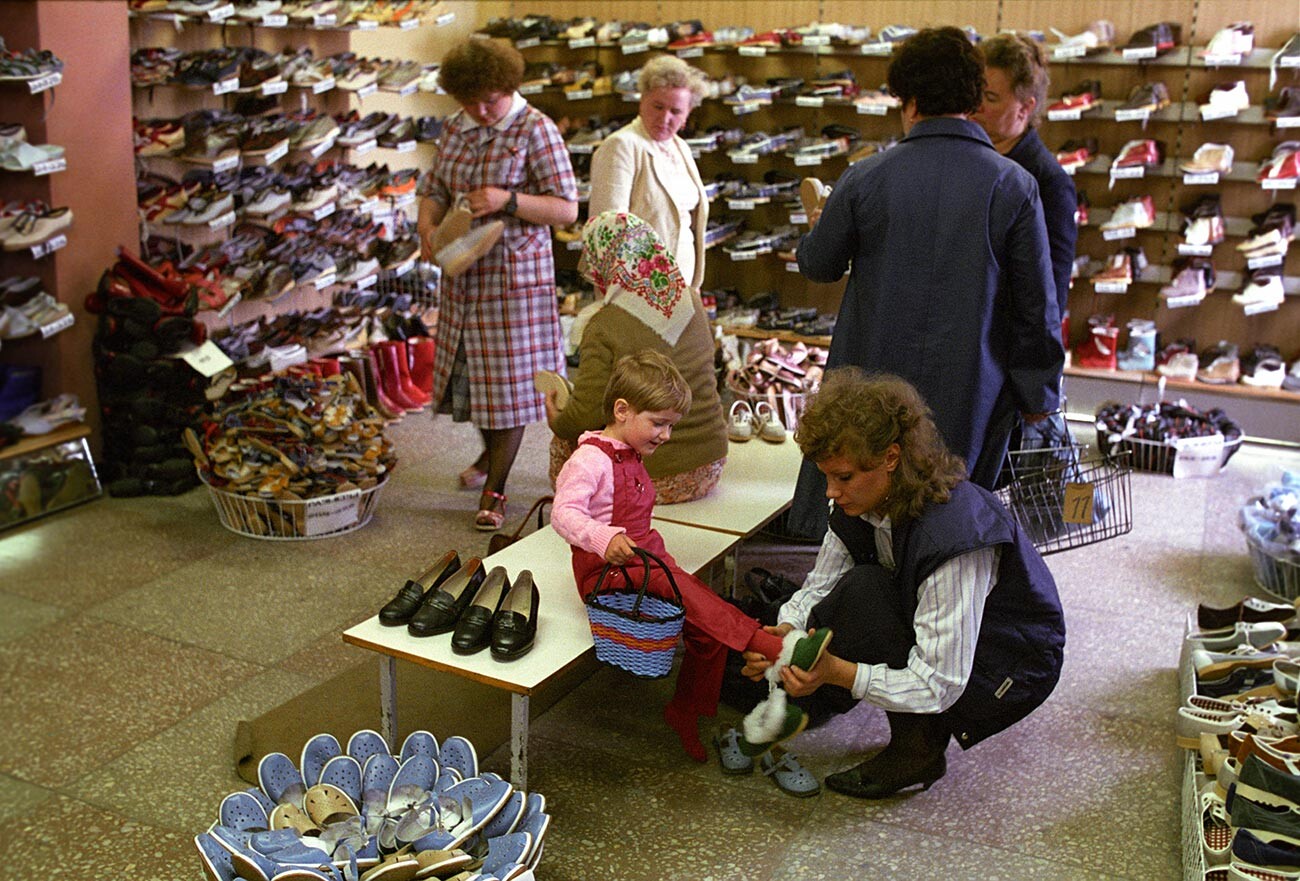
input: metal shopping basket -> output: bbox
[995,417,1133,555]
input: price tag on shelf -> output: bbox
[793,154,824,166]
[212,154,240,173]
[358,197,379,214]
[179,340,235,378]
[1262,178,1298,190]
[676,47,704,59]
[435,11,455,26]
[1201,53,1241,67]
[566,89,593,101]
[27,71,61,94]
[399,18,420,29]
[1277,117,1300,129]
[208,3,235,20]
[730,153,759,164]
[305,489,361,536]
[1183,172,1219,185]
[259,142,289,164]
[727,199,757,211]
[1178,243,1214,256]
[566,239,583,251]
[568,143,594,154]
[39,311,75,338]
[729,250,759,261]
[803,35,831,47]
[856,103,888,115]
[569,37,595,49]
[392,260,414,277]
[312,202,337,221]
[356,83,378,99]
[262,79,288,96]
[795,95,824,108]
[1283,56,1300,69]
[312,77,336,94]
[621,42,649,55]
[32,156,66,177]
[621,93,640,102]
[398,82,418,97]
[355,274,378,289]
[1061,482,1096,525]
[1102,226,1136,240]
[738,45,767,57]
[353,139,377,156]
[859,43,892,56]
[519,83,544,95]
[217,291,242,318]
[789,212,807,225]
[732,100,763,116]
[1114,108,1151,122]
[1093,281,1129,293]
[515,37,540,49]
[1248,253,1285,270]
[1109,166,1145,180]
[1122,46,1158,60]
[208,210,237,229]
[309,136,337,158]
[1200,105,1238,121]
[261,13,287,26]
[313,271,337,289]
[312,13,336,27]
[1063,165,1077,176]
[1244,300,1281,315]
[393,193,415,208]
[1172,434,1225,479]
[1052,44,1087,60]
[1047,107,1083,122]
[394,140,416,153]
[213,76,240,95]
[1163,293,1203,308]
[785,261,801,272]
[356,19,378,29]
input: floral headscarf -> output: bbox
[580,211,693,346]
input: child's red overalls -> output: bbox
[570,437,761,716]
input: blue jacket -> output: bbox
[1006,128,1077,319]
[826,481,1065,748]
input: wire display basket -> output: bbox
[1096,432,1242,476]
[996,443,1133,555]
[201,474,387,540]
[1239,518,1300,601]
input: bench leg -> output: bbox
[379,655,397,751]
[510,693,529,790]
[725,546,738,598]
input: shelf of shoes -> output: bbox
[127,0,451,32]
[1064,362,1300,404]
[0,421,101,530]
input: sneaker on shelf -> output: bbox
[1180,142,1234,175]
[1197,341,1241,384]
[1116,319,1157,371]
[1074,314,1119,369]
[1232,270,1285,310]
[1240,344,1287,388]
[1200,22,1255,58]
[1101,195,1156,231]
[1199,80,1250,116]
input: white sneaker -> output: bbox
[1200,80,1250,114]
[1201,23,1255,58]
[1232,274,1285,307]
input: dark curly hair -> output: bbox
[794,368,967,523]
[886,26,985,118]
[437,36,525,103]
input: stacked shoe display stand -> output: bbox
[0,4,103,530]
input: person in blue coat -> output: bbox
[788,27,1064,540]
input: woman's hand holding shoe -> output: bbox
[741,623,793,680]
[780,648,855,697]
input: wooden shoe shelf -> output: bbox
[0,422,102,531]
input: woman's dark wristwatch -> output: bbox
[504,191,518,216]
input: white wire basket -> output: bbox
[1242,530,1300,601]
[201,475,387,540]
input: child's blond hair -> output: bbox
[602,350,692,420]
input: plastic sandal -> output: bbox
[481,790,525,839]
[714,727,754,775]
[194,833,236,881]
[219,790,270,832]
[474,491,507,532]
[442,776,513,831]
[728,400,754,442]
[346,729,390,764]
[257,751,306,807]
[304,782,359,826]
[760,748,821,797]
[399,730,439,764]
[388,754,438,812]
[517,809,550,867]
[319,754,364,806]
[301,732,342,788]
[438,735,479,779]
[362,752,399,799]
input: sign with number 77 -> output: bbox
[1062,482,1095,525]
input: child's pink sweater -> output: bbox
[551,431,634,558]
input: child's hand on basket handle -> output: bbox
[605,533,637,566]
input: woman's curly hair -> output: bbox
[886,26,985,117]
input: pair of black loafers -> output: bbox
[378,551,539,660]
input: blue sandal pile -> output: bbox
[194,728,551,881]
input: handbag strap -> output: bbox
[502,495,553,543]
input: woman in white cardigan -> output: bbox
[587,55,709,291]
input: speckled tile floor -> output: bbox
[1,414,1295,881]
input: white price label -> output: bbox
[1172,434,1225,479]
[394,193,415,207]
[356,19,378,29]
[1277,116,1300,129]
[1283,57,1300,69]
[399,18,419,29]
[1178,243,1214,256]
[213,77,239,95]
[565,239,583,251]
[399,82,418,96]
[515,37,540,49]
[727,199,757,211]
[356,83,378,99]
[785,261,801,272]
[1110,166,1145,180]
[803,35,831,47]
[312,202,337,221]
[212,154,240,173]
[392,259,414,277]
[358,197,379,214]
[1047,107,1083,121]
[313,271,337,289]
[353,139,377,155]
[730,153,759,164]
[1093,281,1130,293]
[732,101,763,116]
[677,47,704,59]
[566,89,592,101]
[262,79,288,96]
[435,12,455,26]
[1102,226,1136,240]
[32,157,66,176]
[794,154,823,166]
[621,42,649,55]
[217,291,242,317]
[729,250,759,261]
[27,71,62,94]
[569,37,595,49]
[795,95,825,107]
[208,210,237,229]
[354,274,378,289]
[1248,254,1285,270]
[1262,178,1298,190]
[519,83,544,95]
[179,340,235,377]
[208,3,235,20]
[312,13,336,26]
[859,43,893,56]
[39,311,74,338]
[789,212,807,225]
[312,77,336,94]
[309,136,337,158]
[621,93,640,102]
[1114,108,1151,122]
[856,103,888,115]
[1122,46,1159,60]
[261,142,289,164]
[305,489,362,536]
[1201,53,1241,67]
[1052,44,1087,59]
[1244,300,1281,315]
[261,13,287,26]
[1183,172,1219,185]
[394,140,416,153]
[568,143,594,154]
[738,45,767,57]
[1200,105,1238,121]
[1164,293,1203,308]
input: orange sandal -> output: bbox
[474,491,507,532]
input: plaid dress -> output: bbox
[425,103,577,429]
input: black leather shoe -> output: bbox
[407,558,485,637]
[379,550,461,626]
[491,569,539,660]
[825,752,946,799]
[451,566,510,654]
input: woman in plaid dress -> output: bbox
[418,37,578,530]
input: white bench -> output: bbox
[342,437,804,788]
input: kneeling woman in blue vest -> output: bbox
[741,368,1066,799]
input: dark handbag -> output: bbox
[584,547,686,679]
[487,495,553,555]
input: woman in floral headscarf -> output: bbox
[545,211,726,503]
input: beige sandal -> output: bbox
[474,491,507,532]
[303,783,359,826]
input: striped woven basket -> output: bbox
[584,547,685,679]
